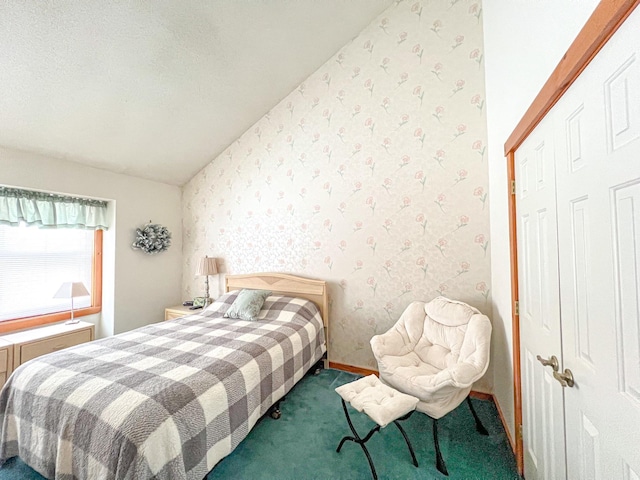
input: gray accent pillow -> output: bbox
[223,289,272,321]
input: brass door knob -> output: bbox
[553,368,575,388]
[536,354,559,372]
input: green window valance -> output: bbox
[0,187,109,230]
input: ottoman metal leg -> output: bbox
[335,376,421,479]
[336,399,381,480]
[393,411,418,467]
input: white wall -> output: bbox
[483,0,599,440]
[0,146,183,337]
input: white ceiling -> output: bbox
[0,0,393,186]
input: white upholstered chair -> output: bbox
[370,296,492,476]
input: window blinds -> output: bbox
[0,223,94,321]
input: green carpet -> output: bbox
[0,369,520,479]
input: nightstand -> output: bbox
[0,339,13,389]
[164,305,195,321]
[1,321,94,370]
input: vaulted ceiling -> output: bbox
[0,0,393,185]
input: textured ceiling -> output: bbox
[0,0,393,186]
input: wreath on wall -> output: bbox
[132,222,172,255]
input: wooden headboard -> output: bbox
[225,272,329,330]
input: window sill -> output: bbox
[0,307,101,334]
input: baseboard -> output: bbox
[328,362,378,377]
[469,391,492,401]
[493,394,516,454]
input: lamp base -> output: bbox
[66,308,79,325]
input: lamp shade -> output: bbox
[195,256,218,276]
[53,282,90,299]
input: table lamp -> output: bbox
[54,282,90,324]
[195,256,218,307]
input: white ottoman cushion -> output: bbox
[335,375,419,428]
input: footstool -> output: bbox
[335,375,419,480]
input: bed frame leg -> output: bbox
[269,401,282,420]
[313,359,324,375]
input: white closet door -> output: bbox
[515,115,566,480]
[553,6,640,479]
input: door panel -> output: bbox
[612,181,640,404]
[541,369,561,480]
[604,56,640,152]
[579,412,601,480]
[516,117,566,480]
[623,462,640,480]
[553,7,640,478]
[568,197,594,367]
[537,208,553,334]
[523,349,540,472]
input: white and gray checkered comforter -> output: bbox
[0,293,326,480]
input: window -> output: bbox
[0,224,102,331]
[0,186,107,332]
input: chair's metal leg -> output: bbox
[466,396,489,436]
[336,399,380,480]
[393,413,418,467]
[433,419,449,476]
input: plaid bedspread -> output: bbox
[0,293,325,480]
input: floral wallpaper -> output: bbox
[182,0,491,374]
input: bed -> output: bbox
[0,273,328,480]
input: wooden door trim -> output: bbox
[505,0,640,156]
[506,151,523,473]
[504,0,640,475]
